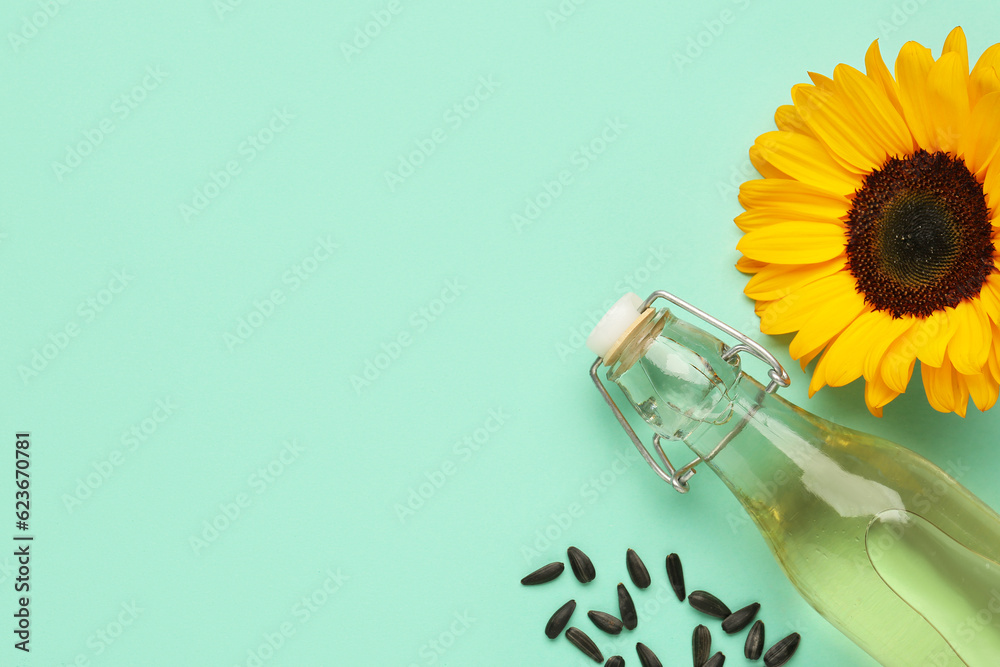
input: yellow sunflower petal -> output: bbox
[808,71,835,91]
[865,372,899,417]
[925,51,971,154]
[895,41,937,151]
[753,131,861,197]
[749,144,790,180]
[788,288,866,360]
[735,256,767,274]
[965,370,1000,411]
[744,257,847,301]
[759,271,861,335]
[865,39,905,118]
[955,376,970,417]
[960,92,1000,177]
[799,339,828,372]
[738,179,851,219]
[970,44,1000,105]
[948,299,992,374]
[814,307,883,387]
[914,308,961,367]
[864,316,916,381]
[792,83,883,173]
[736,221,846,264]
[735,207,844,232]
[988,329,1000,382]
[984,151,1000,215]
[774,104,815,139]
[942,27,969,76]
[880,334,918,393]
[921,357,960,414]
[832,63,915,159]
[980,273,1000,323]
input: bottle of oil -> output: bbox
[587,291,1000,667]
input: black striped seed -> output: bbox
[566,627,603,663]
[618,583,637,630]
[666,553,686,601]
[568,546,596,583]
[692,624,711,667]
[744,620,765,660]
[722,602,760,634]
[520,561,564,585]
[704,651,725,667]
[688,590,732,619]
[636,642,662,667]
[605,657,625,667]
[626,549,651,589]
[588,610,623,635]
[545,600,576,639]
[763,632,800,667]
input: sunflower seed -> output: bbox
[744,620,765,660]
[636,642,663,667]
[566,627,603,663]
[588,610,624,635]
[688,590,732,619]
[605,657,625,667]
[618,583,637,630]
[722,602,760,634]
[704,651,725,667]
[520,561,564,585]
[692,624,711,667]
[666,552,685,601]
[626,549,651,588]
[545,599,576,639]
[763,632,800,667]
[568,546,596,583]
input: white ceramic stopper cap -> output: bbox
[586,293,644,358]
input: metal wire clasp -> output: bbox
[590,290,790,493]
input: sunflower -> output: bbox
[735,27,1000,417]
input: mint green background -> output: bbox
[3,1,1000,665]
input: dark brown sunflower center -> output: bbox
[845,149,994,318]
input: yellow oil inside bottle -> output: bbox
[608,310,1000,666]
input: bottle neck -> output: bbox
[683,372,911,523]
[682,372,788,505]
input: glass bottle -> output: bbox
[586,291,1000,667]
